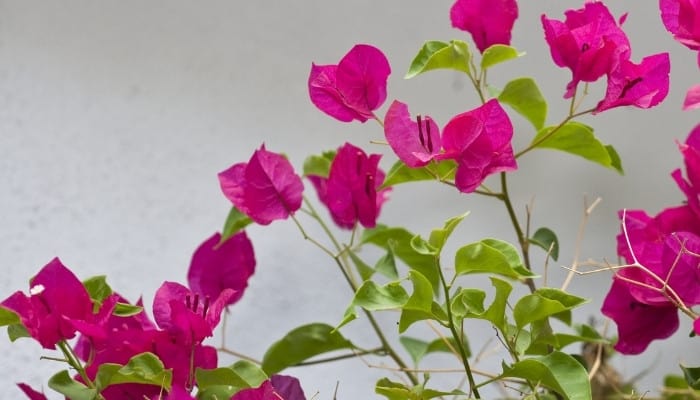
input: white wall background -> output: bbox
[1,1,698,398]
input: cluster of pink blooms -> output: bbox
[2,233,304,399]
[594,0,700,355]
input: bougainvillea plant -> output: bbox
[2,1,700,399]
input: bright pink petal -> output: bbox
[219,145,303,225]
[187,232,255,306]
[695,317,700,335]
[683,84,700,110]
[596,53,670,113]
[602,279,679,355]
[17,383,47,400]
[542,2,631,98]
[336,44,391,117]
[660,0,700,51]
[311,143,390,229]
[441,100,516,193]
[384,100,441,167]
[450,0,518,53]
[308,64,366,122]
[308,44,390,123]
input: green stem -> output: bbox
[57,340,105,399]
[499,172,536,293]
[437,259,480,399]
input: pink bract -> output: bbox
[440,99,517,193]
[595,53,670,113]
[601,279,680,355]
[17,383,48,400]
[660,0,700,52]
[0,258,96,349]
[308,142,390,229]
[384,100,441,167]
[450,0,518,53]
[219,145,304,225]
[683,84,700,110]
[308,44,391,123]
[187,232,256,307]
[230,376,306,400]
[542,2,631,98]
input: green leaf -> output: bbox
[498,77,547,130]
[481,277,513,331]
[220,206,253,243]
[0,307,19,327]
[529,227,560,261]
[7,323,30,341]
[450,288,486,319]
[49,370,98,400]
[513,288,588,329]
[230,360,268,388]
[405,40,471,79]
[302,150,336,177]
[362,225,440,292]
[95,352,172,392]
[399,271,437,332]
[353,280,409,311]
[681,365,700,390]
[348,249,375,281]
[481,44,524,69]
[113,302,144,317]
[375,378,414,400]
[196,385,240,400]
[375,244,399,280]
[501,351,592,400]
[531,122,624,174]
[262,323,354,375]
[382,159,458,188]
[428,212,470,252]
[400,336,466,366]
[454,238,536,279]
[82,275,113,304]
[410,234,438,256]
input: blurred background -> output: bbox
[1,1,699,398]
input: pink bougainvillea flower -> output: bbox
[595,53,670,113]
[308,44,391,123]
[450,0,518,53]
[683,84,700,110]
[17,383,47,400]
[673,124,700,216]
[660,0,700,54]
[0,258,96,349]
[542,2,631,98]
[601,279,680,354]
[695,317,700,335]
[219,145,304,225]
[231,375,306,400]
[187,232,255,307]
[384,100,441,167]
[308,143,390,229]
[153,281,234,346]
[440,99,517,193]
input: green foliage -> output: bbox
[531,122,624,174]
[7,323,30,342]
[400,336,466,365]
[220,206,253,243]
[501,351,592,400]
[513,288,588,329]
[302,150,336,177]
[95,352,172,392]
[382,159,458,188]
[0,306,19,327]
[481,44,524,69]
[405,40,471,79]
[362,225,440,291]
[113,302,144,317]
[428,212,469,252]
[375,378,463,400]
[455,238,536,279]
[529,227,560,261]
[682,365,700,390]
[48,370,98,400]
[261,323,354,375]
[497,77,547,130]
[82,275,113,304]
[399,271,444,332]
[196,361,268,399]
